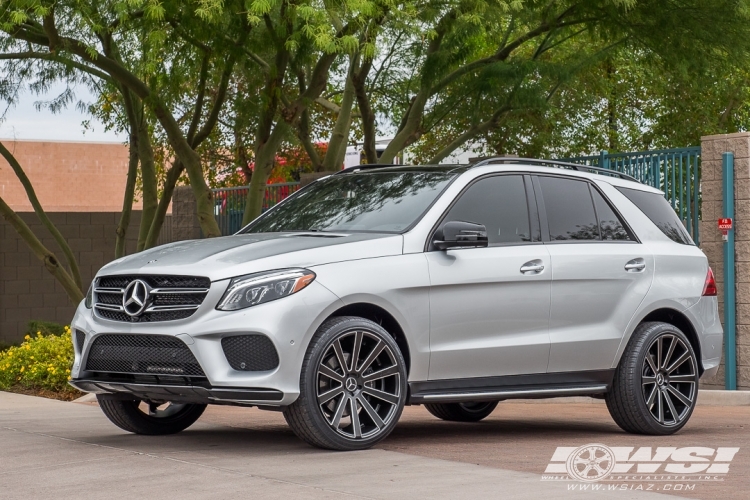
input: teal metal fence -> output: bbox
[561,147,701,245]
[213,182,300,235]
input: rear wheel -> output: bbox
[606,322,698,435]
[424,401,499,422]
[284,316,407,450]
[97,396,206,435]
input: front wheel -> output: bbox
[606,322,699,435]
[425,401,499,422]
[97,396,206,435]
[284,316,408,450]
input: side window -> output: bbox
[591,188,633,241]
[441,175,531,245]
[538,176,599,241]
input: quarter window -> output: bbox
[440,175,531,245]
[538,176,599,241]
[617,187,692,245]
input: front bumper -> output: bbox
[70,378,283,406]
[70,280,344,406]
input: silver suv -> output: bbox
[69,159,722,450]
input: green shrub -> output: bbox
[0,326,77,396]
[25,320,67,337]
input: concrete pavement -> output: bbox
[3,391,743,499]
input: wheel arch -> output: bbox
[326,302,411,376]
[638,307,704,375]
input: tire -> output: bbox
[424,401,499,422]
[283,316,408,451]
[606,321,699,435]
[97,396,207,435]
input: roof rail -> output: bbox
[470,156,640,183]
[335,163,403,174]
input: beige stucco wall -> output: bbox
[0,139,138,212]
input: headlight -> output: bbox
[216,268,316,311]
[84,283,93,309]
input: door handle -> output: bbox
[625,258,646,272]
[520,259,545,274]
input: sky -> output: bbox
[0,82,125,143]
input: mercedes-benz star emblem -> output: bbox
[122,279,150,317]
[345,377,358,392]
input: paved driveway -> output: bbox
[1,391,748,499]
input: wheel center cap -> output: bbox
[345,376,358,392]
[656,373,665,386]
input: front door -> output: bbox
[426,174,552,380]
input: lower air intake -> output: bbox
[222,335,280,372]
[85,334,205,377]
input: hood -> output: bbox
[98,232,403,282]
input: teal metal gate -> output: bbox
[561,147,701,244]
[212,182,300,235]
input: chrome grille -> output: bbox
[93,275,210,323]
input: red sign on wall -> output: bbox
[718,218,733,230]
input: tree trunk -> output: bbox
[353,60,378,164]
[0,195,83,304]
[143,159,184,249]
[322,58,356,171]
[115,132,139,258]
[135,108,158,251]
[0,141,83,290]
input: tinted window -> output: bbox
[441,175,531,245]
[243,172,453,233]
[591,189,632,241]
[539,176,599,241]
[617,187,692,245]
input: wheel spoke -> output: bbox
[330,392,348,429]
[642,375,656,386]
[358,395,385,429]
[656,389,665,423]
[663,388,680,424]
[645,354,659,375]
[350,331,363,373]
[362,386,400,405]
[666,384,694,408]
[645,384,658,409]
[665,351,690,374]
[332,339,349,375]
[349,396,362,438]
[362,364,399,382]
[668,373,696,383]
[318,386,345,405]
[319,364,345,382]
[656,336,663,371]
[661,335,677,370]
[357,340,385,375]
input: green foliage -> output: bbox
[0,326,76,395]
[25,320,67,338]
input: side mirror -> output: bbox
[434,221,489,250]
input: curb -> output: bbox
[512,389,750,406]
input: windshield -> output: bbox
[241,171,455,234]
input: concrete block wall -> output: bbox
[0,212,141,344]
[700,132,750,389]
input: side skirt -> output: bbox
[408,370,613,404]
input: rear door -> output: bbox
[426,174,551,380]
[534,175,654,373]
